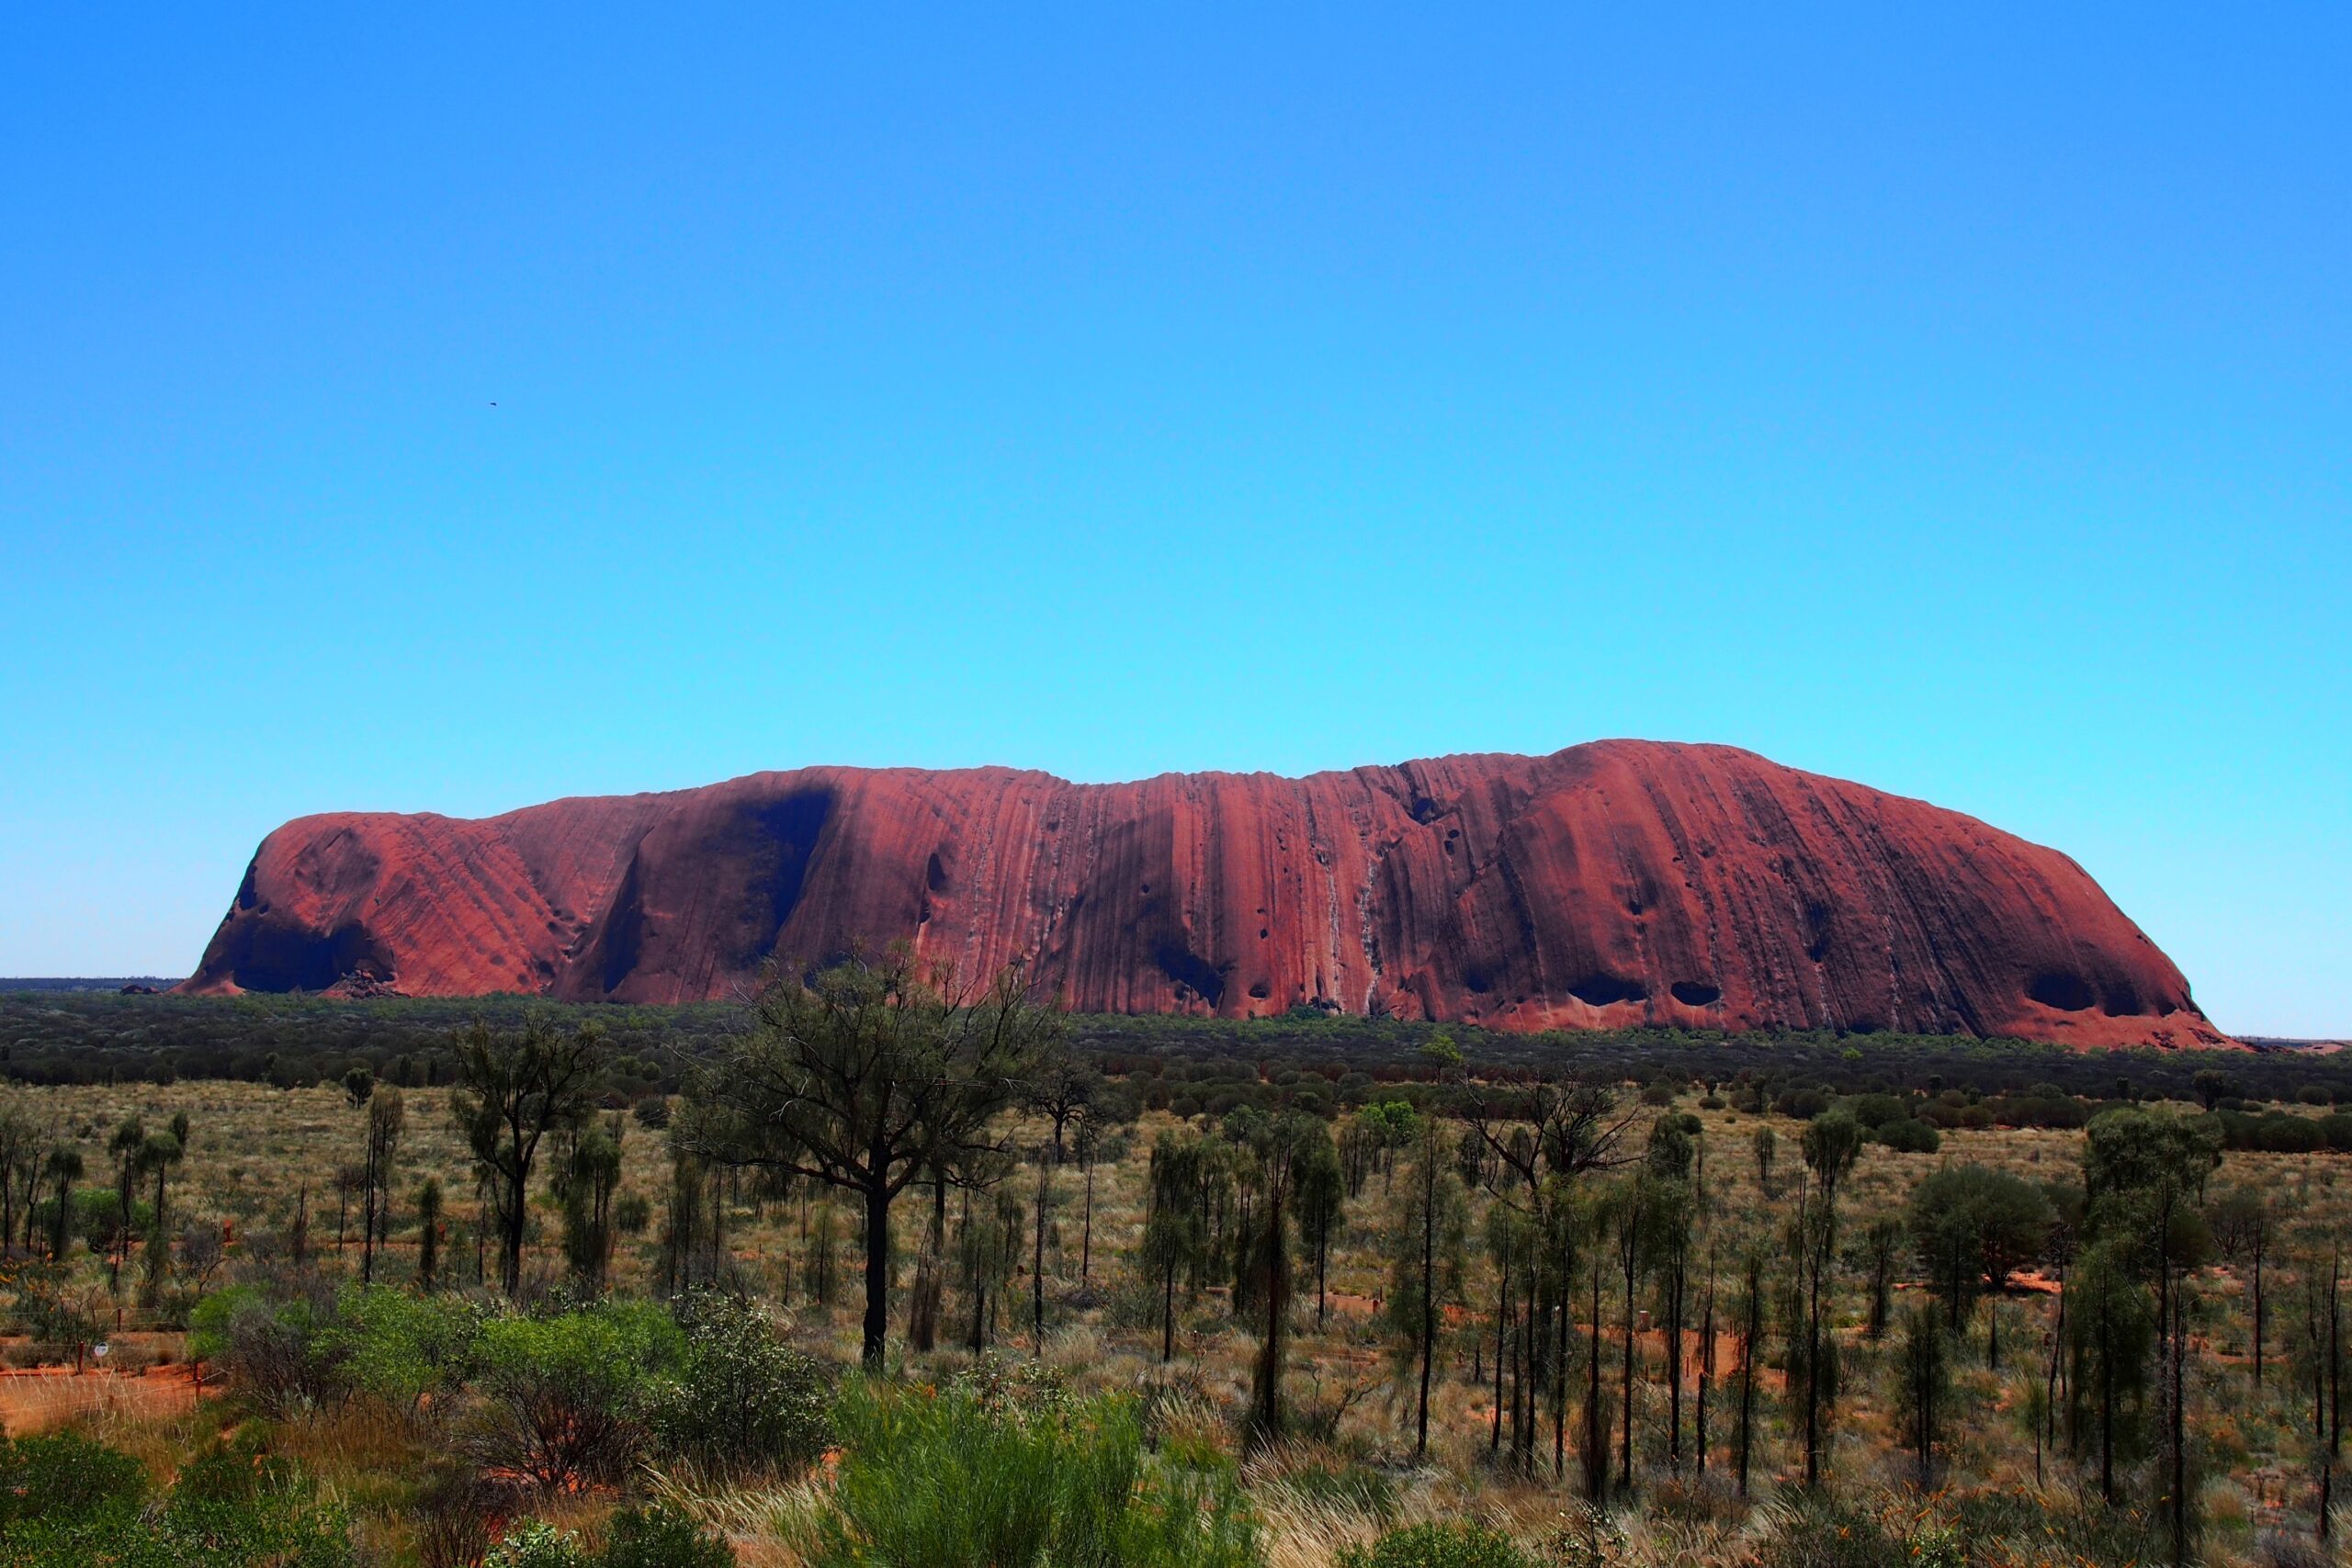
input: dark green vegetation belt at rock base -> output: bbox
[7,988,2350,1108]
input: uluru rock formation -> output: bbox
[180,741,2229,1049]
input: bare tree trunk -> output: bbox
[2170,1270,2188,1568]
[861,1177,890,1369]
[1737,1267,1759,1498]
[1415,1152,1435,1458]
[1621,1235,1637,1491]
[1490,1238,1510,1453]
[1696,1258,1714,1477]
[1585,1253,1609,1499]
[2253,1229,2266,1388]
[1032,1156,1048,1354]
[1080,1155,1094,1286]
[1668,1247,1685,1472]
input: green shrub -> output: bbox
[2257,1114,2325,1153]
[461,1299,684,1491]
[188,1284,350,1417]
[650,1292,831,1476]
[0,1430,354,1567]
[598,1503,734,1568]
[0,1431,146,1527]
[808,1381,1257,1568]
[484,1519,586,1568]
[1335,1520,1529,1568]
[1839,1093,1909,1129]
[326,1283,485,1417]
[1875,1117,1940,1154]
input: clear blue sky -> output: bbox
[3,6,2345,1034]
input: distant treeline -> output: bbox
[5,987,2348,1113]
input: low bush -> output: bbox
[461,1298,684,1491]
[1334,1519,1529,1568]
[328,1283,486,1421]
[484,1520,586,1568]
[484,1504,733,1568]
[0,1429,355,1568]
[806,1380,1257,1568]
[650,1291,832,1476]
[1875,1117,1939,1154]
[1838,1093,1911,1129]
[600,1504,735,1568]
[0,1431,146,1527]
[189,1282,351,1417]
[2214,1111,2338,1153]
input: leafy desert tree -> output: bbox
[1295,1126,1346,1328]
[0,1102,44,1257]
[106,1116,147,1292]
[1024,1055,1102,1166]
[1383,1112,1469,1458]
[1790,1111,1863,1487]
[1142,1133,1210,1362]
[2293,1244,2342,1544]
[42,1145,82,1261]
[136,1125,183,1302]
[950,1184,1022,1351]
[1230,1110,1329,1451]
[1650,1170,1698,1474]
[451,1015,605,1297]
[1608,1171,1654,1492]
[1907,1164,2055,1365]
[2085,1107,2223,1283]
[343,1066,375,1110]
[1073,1112,1113,1286]
[361,1087,405,1285]
[1751,1124,1778,1197]
[676,950,1059,1367]
[2065,1236,2155,1503]
[1468,1074,1637,1195]
[560,1116,625,1292]
[2211,1186,2274,1387]
[2083,1100,2222,1538]
[1860,1216,1904,1339]
[1893,1301,1951,1488]
[1028,1138,1057,1348]
[1732,1245,1768,1498]
[414,1176,445,1292]
[1481,1195,1534,1460]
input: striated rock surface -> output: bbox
[179,741,2229,1048]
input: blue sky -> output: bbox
[2,6,2345,1033]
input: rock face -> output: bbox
[179,741,2228,1048]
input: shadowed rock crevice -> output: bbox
[2028,971,2098,1012]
